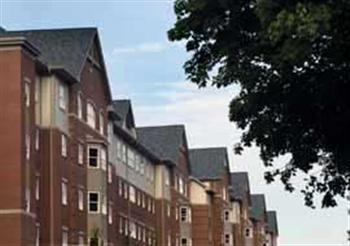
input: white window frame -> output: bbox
[108,203,113,224]
[58,83,66,111]
[25,134,30,160]
[35,175,40,200]
[25,187,30,212]
[99,110,104,135]
[88,191,100,213]
[88,146,99,168]
[62,227,68,246]
[35,129,40,150]
[108,164,112,183]
[130,221,136,239]
[101,195,107,215]
[129,186,136,203]
[61,134,67,157]
[77,92,83,119]
[78,189,84,211]
[25,82,30,107]
[61,179,68,206]
[87,102,96,129]
[180,206,190,222]
[78,144,84,165]
[100,148,107,171]
[35,223,40,246]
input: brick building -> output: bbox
[0,26,278,246]
[189,148,233,246]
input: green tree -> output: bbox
[168,0,350,208]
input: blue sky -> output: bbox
[1,1,349,245]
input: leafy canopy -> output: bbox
[168,0,350,208]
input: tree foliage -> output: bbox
[168,0,350,208]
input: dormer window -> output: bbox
[87,102,96,129]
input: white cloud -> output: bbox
[113,41,184,54]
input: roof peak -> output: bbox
[190,147,227,151]
[137,124,185,129]
[5,26,97,33]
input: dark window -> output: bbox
[88,148,98,167]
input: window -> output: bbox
[224,234,231,244]
[88,147,99,168]
[99,111,104,135]
[222,187,227,201]
[140,158,145,175]
[35,129,40,150]
[87,102,96,129]
[61,134,67,157]
[124,218,128,236]
[25,187,30,212]
[167,203,171,217]
[123,183,128,199]
[35,176,40,200]
[58,83,66,110]
[25,82,30,107]
[100,148,107,170]
[78,144,84,165]
[62,228,68,246]
[101,195,107,215]
[179,177,184,194]
[35,223,40,246]
[181,238,189,246]
[142,193,146,208]
[175,206,179,220]
[25,134,30,160]
[108,164,112,183]
[180,206,191,222]
[108,203,113,224]
[78,189,84,211]
[61,180,68,205]
[135,154,140,173]
[165,169,170,186]
[130,221,136,239]
[168,234,171,246]
[77,93,83,119]
[224,210,230,222]
[129,186,136,203]
[78,233,84,246]
[118,180,123,197]
[88,192,99,212]
[119,217,124,234]
[143,228,146,243]
[127,148,135,168]
[245,228,252,238]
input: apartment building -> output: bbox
[189,148,233,246]
[229,172,252,246]
[137,125,193,246]
[0,27,111,245]
[250,195,268,246]
[0,25,278,246]
[108,99,158,246]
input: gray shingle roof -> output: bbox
[250,194,267,221]
[189,148,229,180]
[267,211,279,235]
[0,27,97,82]
[112,100,135,128]
[229,172,250,202]
[136,125,187,166]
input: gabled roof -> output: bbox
[250,194,267,222]
[0,27,96,82]
[189,147,229,180]
[112,100,136,129]
[136,125,188,166]
[267,211,279,236]
[229,172,251,204]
